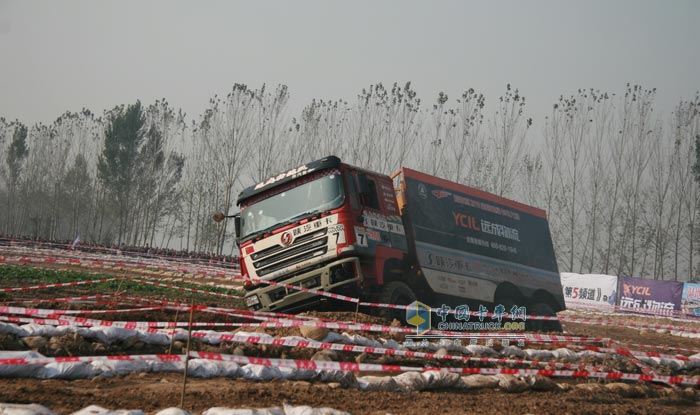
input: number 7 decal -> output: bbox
[354,227,368,247]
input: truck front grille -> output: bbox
[253,230,329,278]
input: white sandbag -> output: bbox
[153,408,194,415]
[20,324,69,338]
[0,403,57,415]
[356,375,399,391]
[88,327,139,344]
[70,406,145,415]
[310,370,356,387]
[523,349,554,359]
[0,351,47,378]
[136,331,170,346]
[148,359,184,375]
[283,403,351,415]
[319,331,344,344]
[420,370,461,389]
[340,334,382,349]
[0,322,30,337]
[193,330,229,345]
[392,371,427,391]
[165,328,189,341]
[186,359,240,378]
[97,359,152,376]
[526,375,559,391]
[551,348,577,361]
[240,364,283,381]
[459,374,499,389]
[495,374,528,393]
[647,357,684,371]
[466,345,496,356]
[500,346,526,358]
[203,407,284,415]
[277,366,302,380]
[577,350,607,359]
[41,362,98,379]
[378,338,402,350]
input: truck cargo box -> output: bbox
[395,168,564,309]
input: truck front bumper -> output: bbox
[244,257,362,312]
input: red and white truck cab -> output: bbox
[237,156,406,312]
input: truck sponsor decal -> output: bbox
[362,212,405,235]
[403,176,558,273]
[416,241,560,301]
[354,227,368,247]
[327,224,346,245]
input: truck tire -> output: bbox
[526,302,562,332]
[379,281,416,322]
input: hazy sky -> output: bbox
[1,0,699,125]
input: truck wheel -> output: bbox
[379,281,416,322]
[526,302,562,332]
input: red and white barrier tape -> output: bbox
[0,315,687,382]
[185,330,610,374]
[6,294,116,304]
[609,339,700,355]
[0,302,609,344]
[7,252,700,330]
[565,345,700,363]
[0,351,697,386]
[129,279,243,300]
[0,304,169,317]
[0,278,119,293]
[0,315,237,330]
[559,315,700,334]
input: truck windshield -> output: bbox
[239,172,345,240]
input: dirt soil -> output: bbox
[1,261,700,414]
[1,373,699,415]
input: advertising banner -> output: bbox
[399,168,563,305]
[619,276,683,312]
[682,282,700,316]
[560,273,617,311]
[401,169,558,273]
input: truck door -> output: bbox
[350,170,408,284]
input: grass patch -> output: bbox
[0,264,245,308]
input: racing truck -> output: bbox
[233,156,564,325]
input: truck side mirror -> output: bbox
[234,214,241,240]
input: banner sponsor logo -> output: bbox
[682,282,700,316]
[619,276,683,312]
[561,273,617,311]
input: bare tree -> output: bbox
[647,122,673,279]
[489,84,531,198]
[448,88,486,185]
[2,121,28,235]
[581,91,614,273]
[385,82,422,172]
[200,84,257,255]
[417,91,453,177]
[618,85,656,276]
[251,84,290,183]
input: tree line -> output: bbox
[0,82,699,280]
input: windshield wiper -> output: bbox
[288,209,325,223]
